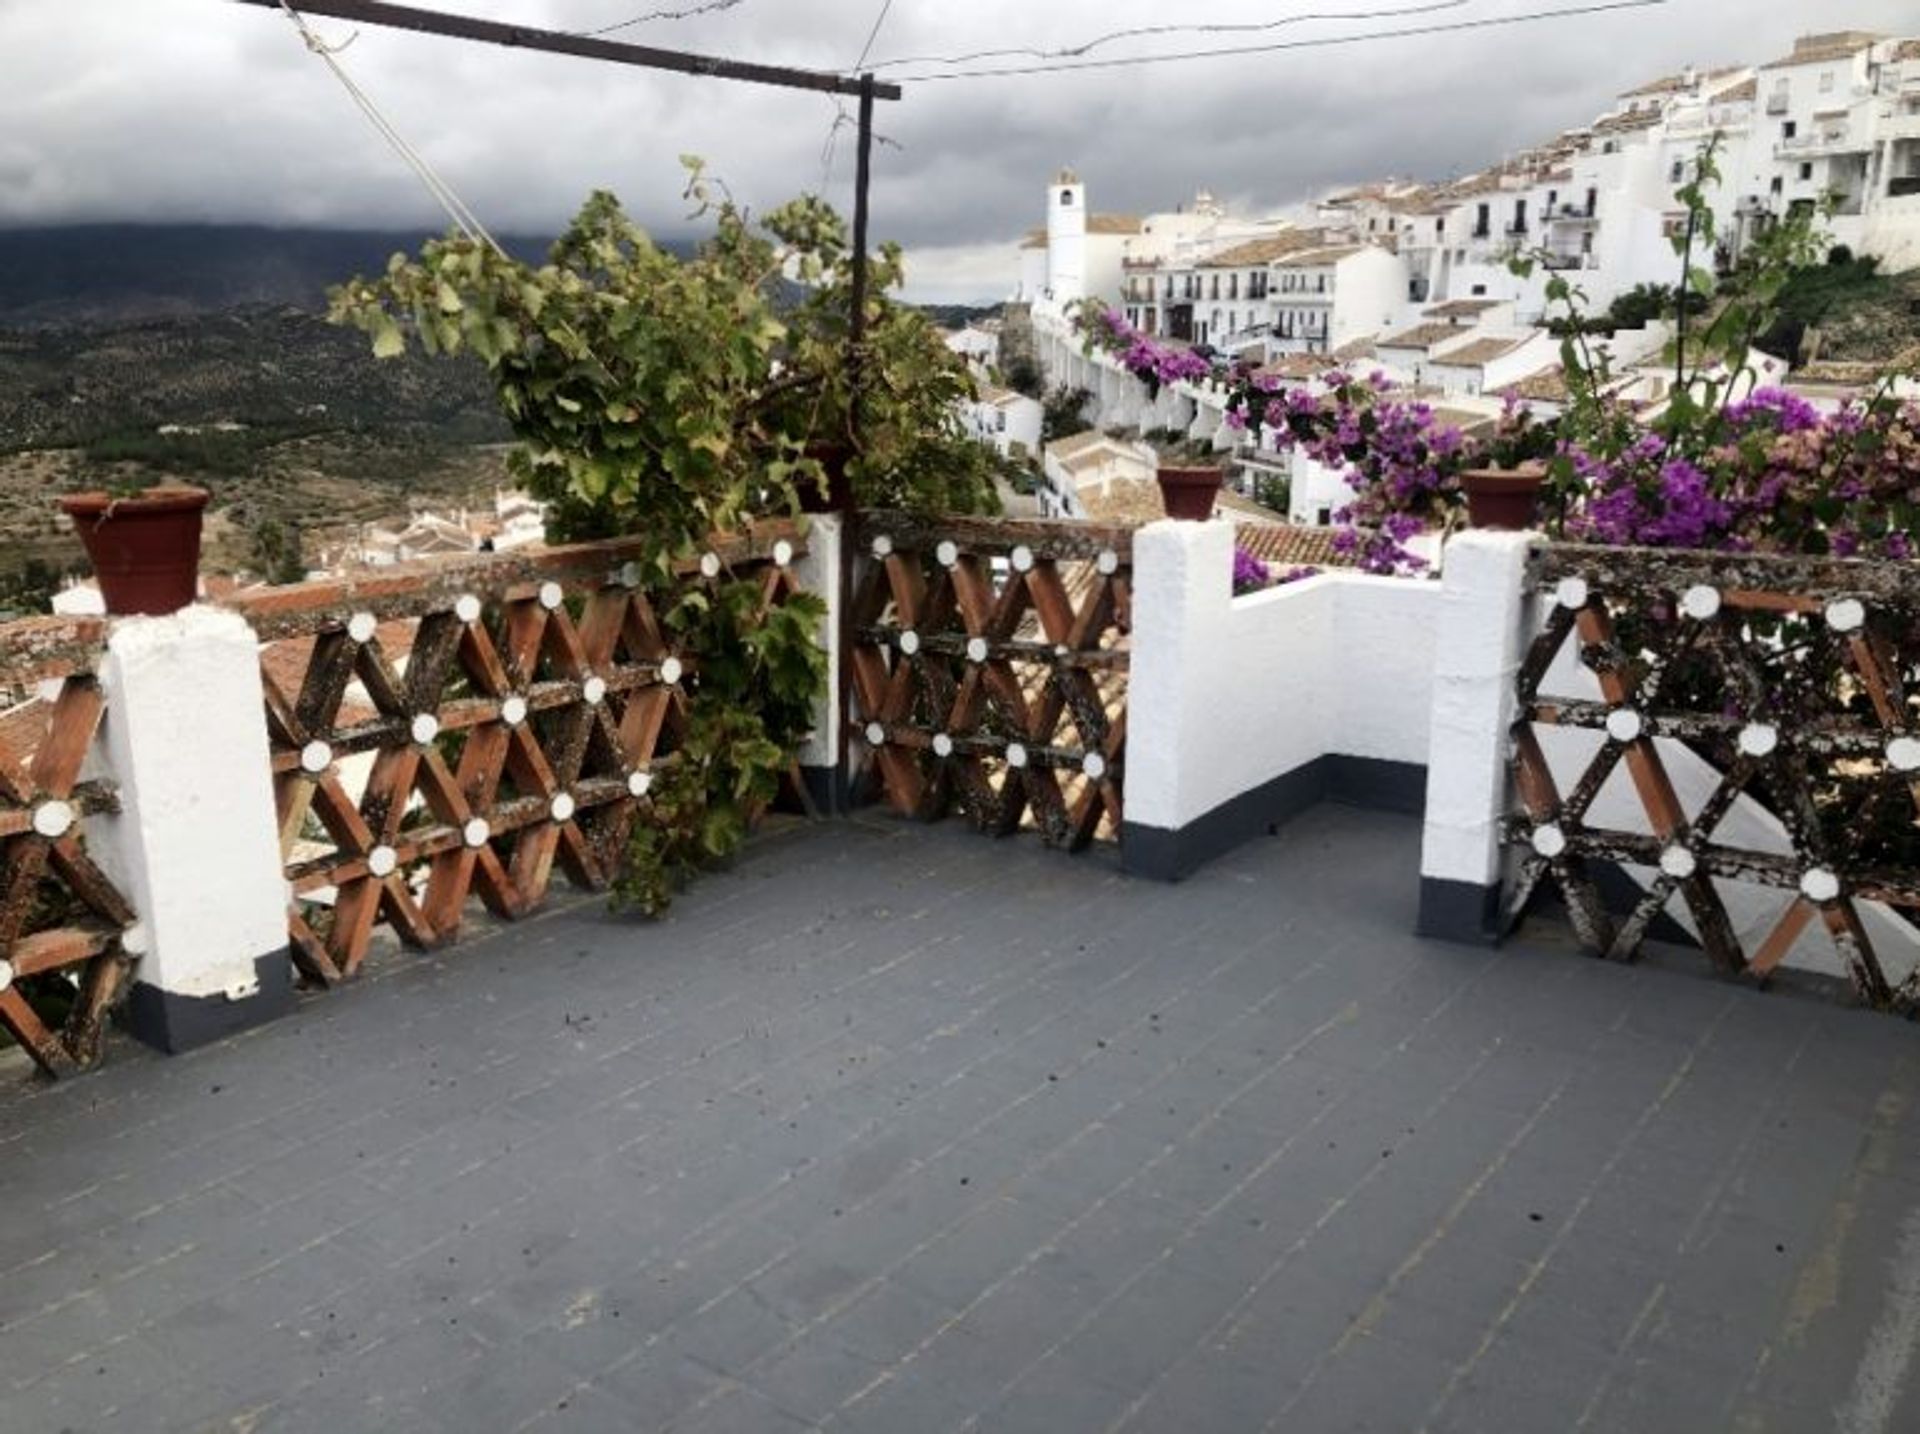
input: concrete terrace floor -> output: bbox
[5,809,1920,1434]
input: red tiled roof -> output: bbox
[1235,524,1359,570]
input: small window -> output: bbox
[1783,120,1797,138]
[1670,160,1685,182]
[1059,189,1075,207]
[1799,162,1813,181]
[1436,217,1445,235]
[1471,283,1488,296]
[1770,175,1783,194]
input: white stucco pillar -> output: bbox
[1122,519,1233,878]
[1417,529,1539,942]
[793,513,847,812]
[93,606,294,1052]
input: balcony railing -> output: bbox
[848,514,1130,851]
[1511,543,1920,1001]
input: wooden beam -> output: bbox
[228,0,902,99]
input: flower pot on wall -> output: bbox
[1155,464,1224,522]
[59,486,210,616]
[1460,463,1546,532]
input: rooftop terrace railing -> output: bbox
[0,615,137,1074]
[219,526,810,986]
[1506,543,1920,1004]
[847,512,1130,851]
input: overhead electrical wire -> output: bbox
[572,0,748,39]
[875,0,1669,82]
[822,0,898,190]
[865,0,1471,72]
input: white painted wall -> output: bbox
[1128,520,1438,834]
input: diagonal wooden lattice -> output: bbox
[226,529,806,985]
[0,617,137,1075]
[1507,544,1920,1007]
[847,513,1130,850]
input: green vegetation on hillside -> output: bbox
[1758,251,1917,367]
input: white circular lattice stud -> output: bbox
[1010,545,1035,573]
[628,770,653,799]
[582,676,607,706]
[119,922,151,957]
[1888,736,1920,773]
[865,721,887,747]
[1083,752,1108,781]
[367,845,398,879]
[1531,823,1568,859]
[463,818,491,849]
[410,713,440,746]
[1005,742,1030,769]
[1738,722,1779,759]
[699,551,722,579]
[898,630,921,657]
[454,593,482,624]
[1605,708,1644,744]
[932,733,955,759]
[299,740,333,776]
[773,539,794,568]
[1800,867,1841,904]
[659,656,684,686]
[1097,549,1120,576]
[500,695,529,727]
[871,534,894,559]
[538,581,565,611]
[1555,577,1590,611]
[347,611,378,644]
[966,636,990,664]
[1680,584,1722,621]
[1660,845,1698,880]
[618,561,642,589]
[31,800,74,840]
[0,958,12,994]
[1825,597,1866,634]
[935,540,959,568]
[549,792,577,824]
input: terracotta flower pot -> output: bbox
[59,486,210,616]
[1155,464,1224,522]
[1460,463,1546,531]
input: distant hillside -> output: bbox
[0,224,565,328]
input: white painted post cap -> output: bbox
[1554,577,1589,610]
[1738,723,1779,759]
[865,721,887,747]
[1659,845,1697,880]
[1096,549,1120,576]
[549,792,577,824]
[1800,867,1841,904]
[1010,545,1035,573]
[454,593,483,624]
[367,845,399,878]
[628,770,653,798]
[1888,736,1920,773]
[500,695,529,727]
[1082,751,1108,781]
[699,552,722,579]
[932,732,955,758]
[935,540,959,568]
[898,630,921,657]
[659,656,684,686]
[299,739,333,775]
[1680,584,1721,621]
[966,636,990,664]
[1005,741,1030,769]
[463,818,491,849]
[347,611,378,644]
[1605,708,1643,744]
[1530,822,1568,859]
[772,539,794,567]
[1824,598,1865,634]
[31,800,74,840]
[582,676,608,706]
[410,713,440,746]
[871,534,894,559]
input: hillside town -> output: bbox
[952,28,1920,535]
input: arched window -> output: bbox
[1059,190,1075,207]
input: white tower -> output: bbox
[1046,167,1087,305]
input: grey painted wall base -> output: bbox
[124,949,295,1055]
[799,763,854,819]
[1417,877,1505,945]
[1121,755,1426,882]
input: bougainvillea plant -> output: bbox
[1078,138,1917,574]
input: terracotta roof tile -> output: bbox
[1759,32,1882,69]
[1234,524,1359,570]
[1378,322,1472,351]
[1713,76,1758,101]
[1498,365,1571,403]
[1198,232,1328,268]
[1423,298,1502,319]
[1430,336,1527,368]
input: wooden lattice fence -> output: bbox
[847,512,1130,849]
[224,527,807,985]
[0,617,138,1074]
[1508,543,1920,1005]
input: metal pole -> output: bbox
[833,72,877,815]
[845,72,878,476]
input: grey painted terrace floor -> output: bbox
[5,808,1920,1434]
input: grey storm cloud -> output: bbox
[2,0,1915,299]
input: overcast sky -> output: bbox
[2,0,1914,301]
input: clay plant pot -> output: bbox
[59,485,210,616]
[1155,464,1224,522]
[1460,463,1546,531]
